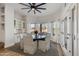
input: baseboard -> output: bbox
[4,43,15,48]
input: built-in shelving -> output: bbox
[0,6,5,43]
[0,7,5,31]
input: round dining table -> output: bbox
[32,34,46,49]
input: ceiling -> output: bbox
[0,3,65,18]
[14,3,64,17]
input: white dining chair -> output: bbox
[39,33,51,52]
[23,33,37,54]
[20,33,27,49]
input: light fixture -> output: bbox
[19,3,46,14]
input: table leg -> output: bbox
[37,40,39,49]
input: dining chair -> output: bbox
[23,33,37,54]
[39,33,51,52]
[20,33,27,49]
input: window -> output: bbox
[51,21,60,36]
[42,23,48,33]
[30,24,36,33]
[30,23,48,33]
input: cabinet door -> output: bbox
[64,11,72,56]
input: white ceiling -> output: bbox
[0,3,64,19]
[14,3,64,17]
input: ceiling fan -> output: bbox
[19,3,46,14]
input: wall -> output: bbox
[4,4,27,48]
[5,4,15,48]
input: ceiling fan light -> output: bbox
[32,8,35,11]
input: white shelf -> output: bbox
[0,6,5,31]
[1,13,5,17]
[1,21,5,24]
[1,7,5,13]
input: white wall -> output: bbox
[14,11,23,20]
[5,4,15,48]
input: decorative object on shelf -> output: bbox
[19,3,46,14]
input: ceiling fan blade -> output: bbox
[37,8,46,10]
[19,3,30,7]
[21,8,30,9]
[36,3,46,7]
[32,3,36,6]
[29,3,32,6]
[28,9,32,13]
[35,9,41,13]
